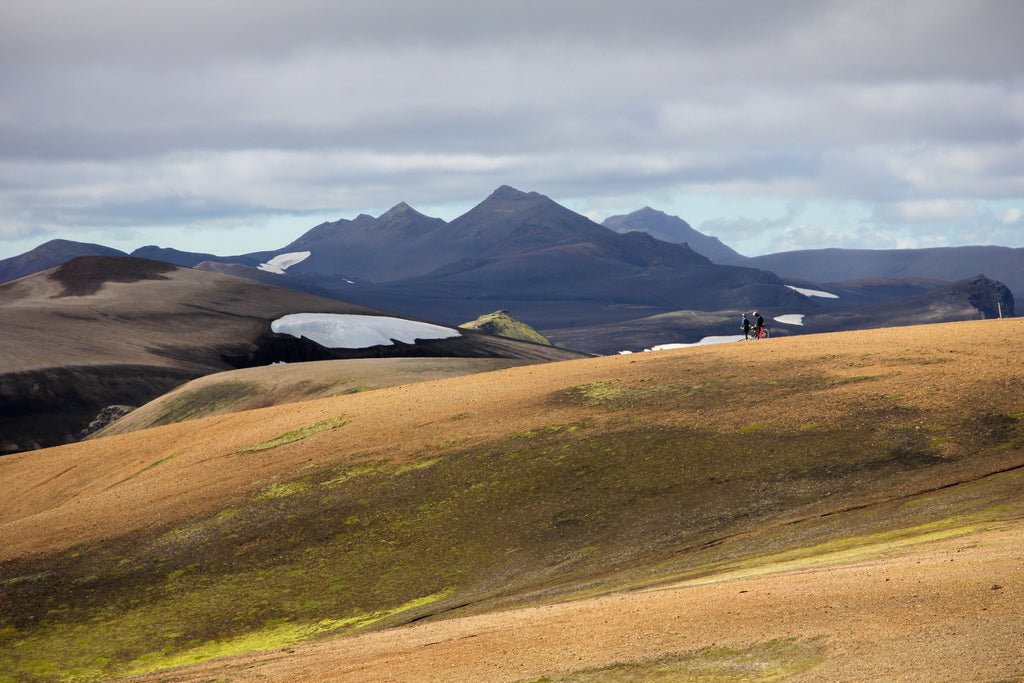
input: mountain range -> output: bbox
[4,185,1015,354]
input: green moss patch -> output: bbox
[234,415,350,454]
[152,381,260,426]
[519,637,826,682]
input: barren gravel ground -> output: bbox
[4,318,1023,682]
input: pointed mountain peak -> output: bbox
[380,201,426,220]
[486,185,544,201]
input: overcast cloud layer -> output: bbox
[2,0,1023,259]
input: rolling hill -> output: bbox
[0,238,127,283]
[1,318,1022,681]
[0,255,586,454]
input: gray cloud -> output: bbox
[1,0,1023,258]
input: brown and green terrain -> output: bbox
[0,255,586,455]
[2,319,1023,682]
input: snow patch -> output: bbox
[650,335,746,350]
[258,251,311,275]
[786,285,838,299]
[618,335,746,354]
[271,313,461,349]
[774,314,805,326]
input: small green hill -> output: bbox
[460,309,552,345]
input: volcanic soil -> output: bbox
[2,319,1023,682]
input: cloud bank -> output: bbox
[1,0,1022,258]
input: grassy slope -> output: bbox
[459,310,553,345]
[1,320,1023,682]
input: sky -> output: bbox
[2,0,1023,260]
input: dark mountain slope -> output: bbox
[0,239,127,283]
[321,188,809,336]
[0,255,586,454]
[727,245,1024,301]
[784,276,951,308]
[350,243,804,333]
[603,207,744,263]
[192,260,353,299]
[280,201,450,282]
[794,274,1014,335]
[544,275,1013,354]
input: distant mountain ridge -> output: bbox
[291,186,809,333]
[724,246,1024,303]
[603,207,744,263]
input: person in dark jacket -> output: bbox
[753,311,765,338]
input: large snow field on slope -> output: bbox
[271,313,461,349]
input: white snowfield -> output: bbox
[618,335,746,353]
[786,284,839,299]
[258,251,311,275]
[622,313,808,353]
[649,335,747,351]
[271,313,461,349]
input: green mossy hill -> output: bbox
[460,309,552,345]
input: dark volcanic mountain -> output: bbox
[281,201,449,284]
[0,255,586,455]
[603,207,744,263]
[327,187,809,333]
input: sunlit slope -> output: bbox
[1,319,1022,682]
[92,357,545,437]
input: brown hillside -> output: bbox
[2,319,1023,682]
[0,256,586,454]
[93,357,548,437]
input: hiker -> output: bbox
[741,312,751,340]
[753,311,765,339]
